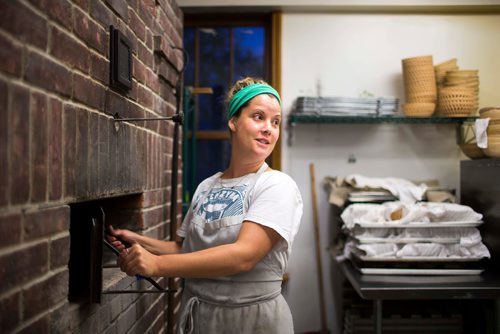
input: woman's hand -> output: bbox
[118,244,159,277]
[106,225,140,252]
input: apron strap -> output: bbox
[178,296,199,334]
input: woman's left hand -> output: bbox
[118,244,159,277]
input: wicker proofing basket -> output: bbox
[460,143,487,159]
[435,58,458,70]
[402,55,433,67]
[483,137,500,158]
[438,87,476,117]
[479,108,500,120]
[403,102,435,117]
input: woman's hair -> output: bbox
[225,77,268,118]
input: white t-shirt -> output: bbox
[178,169,303,260]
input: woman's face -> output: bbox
[229,94,281,161]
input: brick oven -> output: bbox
[0,0,184,333]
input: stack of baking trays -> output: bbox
[341,201,490,275]
[294,96,399,116]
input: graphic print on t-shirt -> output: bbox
[196,186,246,222]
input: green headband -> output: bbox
[228,83,281,119]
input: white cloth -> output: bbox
[352,227,482,246]
[352,241,490,259]
[176,164,303,334]
[475,118,490,149]
[341,202,483,229]
[345,174,427,204]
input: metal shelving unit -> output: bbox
[287,114,478,145]
[289,114,477,124]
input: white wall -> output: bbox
[280,14,500,333]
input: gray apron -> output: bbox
[177,163,293,334]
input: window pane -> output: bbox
[233,27,265,80]
[194,139,231,187]
[183,28,195,86]
[198,28,230,131]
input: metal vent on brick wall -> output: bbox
[110,25,132,92]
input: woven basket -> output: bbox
[447,69,478,76]
[406,93,437,103]
[435,58,457,70]
[480,108,500,120]
[488,124,500,136]
[402,55,433,66]
[403,102,435,117]
[460,143,487,159]
[438,87,476,117]
[483,138,500,158]
[479,106,500,113]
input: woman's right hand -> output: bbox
[106,225,140,252]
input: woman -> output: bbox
[108,77,303,333]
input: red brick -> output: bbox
[104,89,127,118]
[137,42,153,69]
[90,53,108,85]
[73,73,105,110]
[0,1,48,49]
[0,80,7,206]
[153,34,174,65]
[0,33,23,77]
[91,0,116,28]
[159,116,169,137]
[98,114,109,195]
[50,234,70,270]
[144,27,152,48]
[29,0,72,30]
[156,10,182,48]
[138,0,154,28]
[9,84,30,205]
[138,85,153,111]
[31,92,48,203]
[129,79,139,101]
[48,98,62,201]
[74,7,107,54]
[51,27,90,73]
[73,0,89,11]
[88,112,99,196]
[0,242,48,294]
[0,292,20,332]
[25,51,72,97]
[23,270,69,319]
[115,124,128,191]
[143,206,165,228]
[75,109,89,198]
[133,58,147,85]
[0,213,22,249]
[49,302,71,333]
[24,206,69,241]
[147,68,160,95]
[63,104,77,198]
[106,0,128,21]
[18,314,50,334]
[158,58,178,88]
[129,8,146,42]
[159,81,176,106]
[108,119,117,193]
[139,131,147,188]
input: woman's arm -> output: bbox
[108,226,183,255]
[118,221,281,278]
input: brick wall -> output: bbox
[0,0,184,333]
